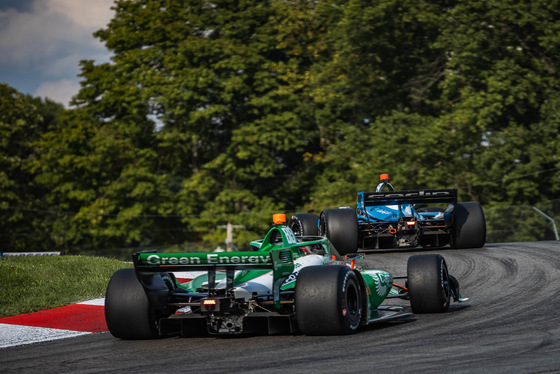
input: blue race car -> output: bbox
[289,174,486,255]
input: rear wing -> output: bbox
[134,251,279,271]
[133,249,294,308]
[358,188,457,206]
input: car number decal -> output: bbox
[281,227,298,244]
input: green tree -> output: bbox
[34,0,328,252]
[433,0,560,204]
[26,0,560,252]
[306,0,560,212]
[305,0,451,209]
[0,83,65,251]
[171,0,328,248]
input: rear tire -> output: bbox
[105,268,161,339]
[320,209,358,255]
[453,202,486,249]
[407,254,451,313]
[296,266,362,335]
[288,213,319,236]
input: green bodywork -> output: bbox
[133,224,394,319]
[360,270,394,314]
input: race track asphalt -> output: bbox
[1,241,559,374]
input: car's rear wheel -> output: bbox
[296,265,362,335]
[320,208,358,255]
[288,213,319,236]
[407,254,451,313]
[105,268,161,339]
[452,202,486,249]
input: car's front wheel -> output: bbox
[288,213,319,236]
[320,208,358,255]
[407,254,451,313]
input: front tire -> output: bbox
[105,268,161,339]
[320,209,358,255]
[453,202,486,249]
[295,266,362,335]
[407,254,451,313]
[288,213,319,236]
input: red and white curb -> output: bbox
[0,272,198,349]
[0,298,106,349]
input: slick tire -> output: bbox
[105,268,161,339]
[452,202,486,249]
[320,208,358,255]
[288,213,320,236]
[407,254,451,313]
[296,265,362,335]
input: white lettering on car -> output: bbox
[207,254,218,264]
[145,254,271,265]
[281,227,298,244]
[368,190,451,199]
[147,254,160,265]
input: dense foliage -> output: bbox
[1,0,559,254]
[0,84,65,251]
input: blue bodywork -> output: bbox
[355,178,457,249]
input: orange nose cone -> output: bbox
[380,174,389,181]
[273,213,286,225]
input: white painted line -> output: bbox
[78,298,105,306]
[0,323,90,349]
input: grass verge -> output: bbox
[0,255,132,318]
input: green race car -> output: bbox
[105,214,468,339]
